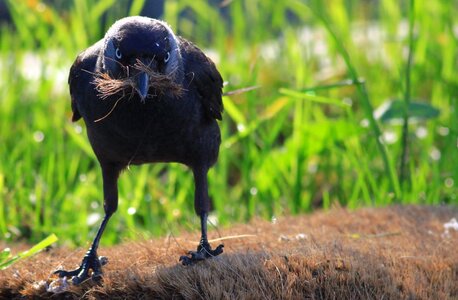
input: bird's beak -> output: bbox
[135,72,149,102]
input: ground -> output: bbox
[0,205,457,299]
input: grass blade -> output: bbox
[309,2,401,199]
[0,234,58,270]
[279,87,351,107]
[399,0,416,186]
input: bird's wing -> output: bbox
[179,37,224,120]
[68,40,103,122]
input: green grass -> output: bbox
[0,233,57,270]
[0,0,457,246]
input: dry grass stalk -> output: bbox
[93,59,184,101]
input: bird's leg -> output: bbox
[198,211,224,256]
[54,214,111,284]
[180,168,224,265]
[54,163,120,284]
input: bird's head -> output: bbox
[97,17,184,102]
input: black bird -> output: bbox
[54,16,224,284]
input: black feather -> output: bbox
[68,19,223,168]
[57,17,225,283]
[179,37,224,120]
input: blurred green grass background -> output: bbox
[0,0,457,246]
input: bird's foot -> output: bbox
[179,242,224,265]
[54,250,108,285]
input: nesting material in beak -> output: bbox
[93,59,184,101]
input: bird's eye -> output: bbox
[164,52,170,63]
[115,48,122,59]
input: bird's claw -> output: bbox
[179,243,224,265]
[54,252,108,285]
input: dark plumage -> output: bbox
[55,16,224,284]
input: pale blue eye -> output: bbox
[115,48,122,59]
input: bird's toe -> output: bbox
[209,244,224,256]
[53,268,81,278]
[54,253,108,285]
[179,243,224,265]
[179,255,194,266]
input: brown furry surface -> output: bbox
[1,205,457,299]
